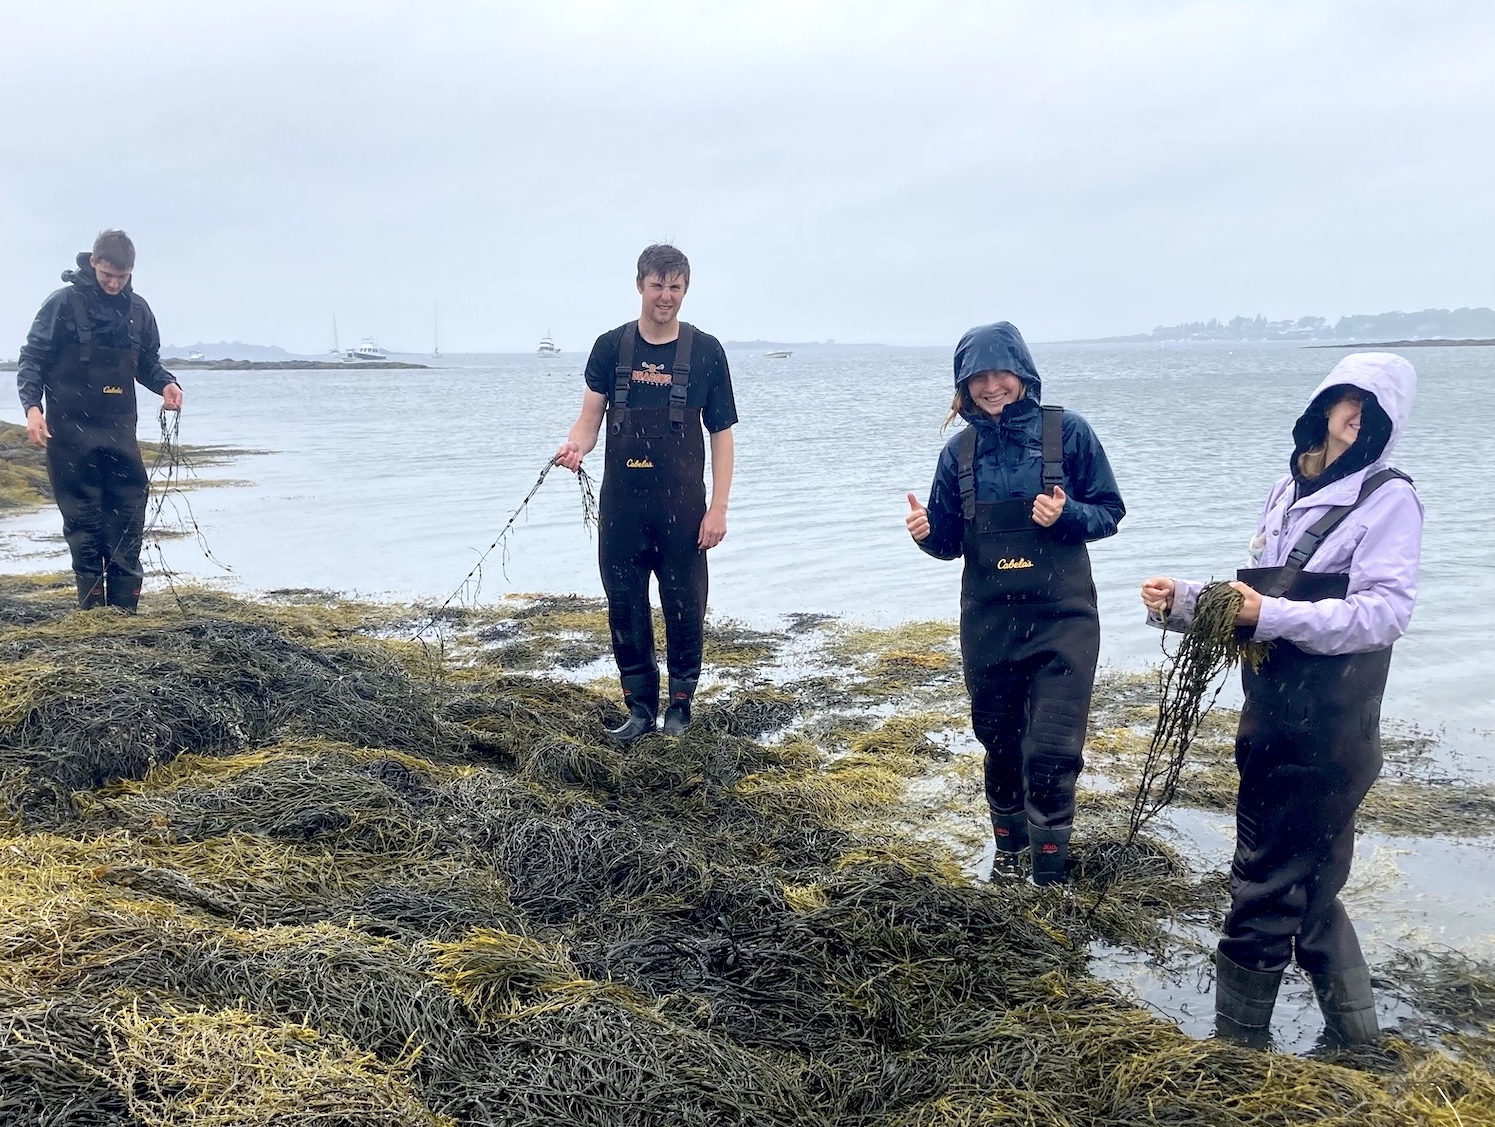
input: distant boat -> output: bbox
[345,338,387,362]
[764,349,793,359]
[432,304,441,359]
[537,333,561,357]
[188,351,205,362]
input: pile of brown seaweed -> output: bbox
[1,572,1492,1127]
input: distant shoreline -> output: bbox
[163,358,430,370]
[1305,338,1495,349]
[0,359,428,372]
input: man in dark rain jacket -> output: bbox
[18,230,183,610]
[908,321,1124,884]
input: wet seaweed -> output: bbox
[1132,582,1267,837]
[0,584,1491,1126]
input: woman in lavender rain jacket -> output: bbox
[1140,353,1423,1048]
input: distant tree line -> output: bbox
[1150,308,1495,341]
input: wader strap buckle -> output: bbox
[1040,405,1065,493]
[69,289,93,365]
[957,425,977,522]
[1269,468,1413,596]
[609,321,636,436]
[668,322,694,434]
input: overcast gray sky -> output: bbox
[3,0,1491,353]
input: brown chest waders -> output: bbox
[42,289,150,609]
[957,407,1098,885]
[598,322,707,728]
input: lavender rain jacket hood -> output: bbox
[1160,353,1424,656]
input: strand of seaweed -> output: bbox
[112,407,234,610]
[1127,581,1267,840]
[411,458,597,642]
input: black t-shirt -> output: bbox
[583,323,738,433]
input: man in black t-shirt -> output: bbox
[555,244,737,741]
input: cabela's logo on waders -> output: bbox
[626,458,655,469]
[997,557,1035,570]
[102,385,125,394]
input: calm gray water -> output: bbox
[4,341,1491,752]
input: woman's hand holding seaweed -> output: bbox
[1140,577,1175,615]
[905,493,931,542]
[1032,486,1065,528]
[554,441,583,472]
[1228,580,1263,626]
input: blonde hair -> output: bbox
[1296,446,1329,479]
[1296,389,1364,479]
[942,378,1026,431]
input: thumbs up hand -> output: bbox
[1032,485,1066,528]
[905,492,931,542]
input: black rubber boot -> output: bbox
[1311,965,1379,1046]
[662,677,696,737]
[607,674,658,745]
[1028,823,1071,887]
[1214,951,1284,1047]
[75,572,106,610]
[989,810,1029,881]
[104,574,141,612]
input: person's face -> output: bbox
[965,370,1025,418]
[637,271,687,326]
[90,256,132,296]
[1324,391,1364,463]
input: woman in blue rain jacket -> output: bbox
[907,321,1124,884]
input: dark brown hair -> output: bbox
[637,244,690,288]
[92,229,136,270]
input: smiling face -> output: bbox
[1324,390,1364,465]
[964,370,1025,418]
[637,271,687,329]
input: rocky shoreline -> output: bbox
[163,358,430,370]
[1307,339,1495,349]
[0,358,428,372]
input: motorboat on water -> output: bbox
[537,333,561,357]
[188,351,205,362]
[345,338,388,362]
[764,349,793,359]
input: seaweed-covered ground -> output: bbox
[0,419,252,515]
[2,570,1493,1126]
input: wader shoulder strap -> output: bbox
[609,322,636,435]
[957,425,978,522]
[68,289,93,364]
[1266,468,1413,596]
[1041,405,1065,493]
[669,322,694,433]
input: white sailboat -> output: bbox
[432,305,441,360]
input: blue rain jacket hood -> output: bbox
[954,321,1042,402]
[915,323,1125,558]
